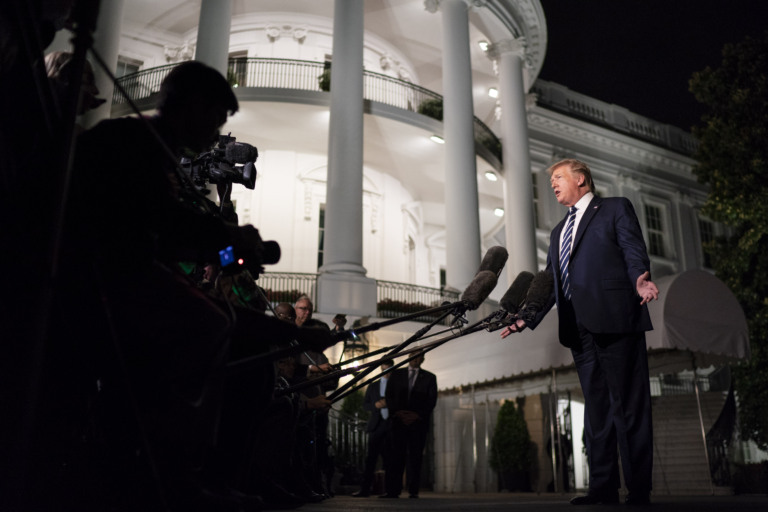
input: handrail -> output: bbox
[254,271,459,323]
[113,57,503,162]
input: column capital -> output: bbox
[487,38,527,60]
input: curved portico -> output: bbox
[91,0,545,314]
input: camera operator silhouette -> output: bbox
[46,61,334,512]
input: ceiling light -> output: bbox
[478,40,489,52]
[484,171,498,182]
[494,207,505,217]
[430,135,445,144]
[488,87,498,98]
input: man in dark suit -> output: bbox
[501,158,659,506]
[381,351,438,499]
[352,358,395,497]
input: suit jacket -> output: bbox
[385,367,438,423]
[363,377,388,433]
[530,196,653,347]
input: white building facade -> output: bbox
[49,0,750,497]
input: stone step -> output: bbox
[647,392,731,495]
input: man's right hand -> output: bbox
[500,318,527,338]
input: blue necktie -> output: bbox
[559,206,577,300]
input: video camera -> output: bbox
[180,133,258,190]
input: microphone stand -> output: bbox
[276,338,450,396]
[331,300,467,342]
[333,319,466,368]
[330,312,496,404]
[327,307,457,402]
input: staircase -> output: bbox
[651,392,732,495]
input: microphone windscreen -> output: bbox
[477,246,508,277]
[225,141,258,164]
[460,270,498,310]
[500,271,536,314]
[525,270,554,309]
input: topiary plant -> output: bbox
[489,399,532,491]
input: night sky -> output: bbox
[537,0,768,132]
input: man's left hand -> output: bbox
[636,271,659,305]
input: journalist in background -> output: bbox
[501,158,659,506]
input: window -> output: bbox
[116,57,141,78]
[698,218,714,268]
[317,204,326,270]
[228,51,248,87]
[115,56,143,101]
[644,204,666,258]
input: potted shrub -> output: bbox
[417,97,443,120]
[489,399,533,491]
[318,63,331,91]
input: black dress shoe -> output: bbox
[625,493,651,506]
[378,493,399,499]
[570,491,619,505]
[409,494,419,499]
[352,491,370,497]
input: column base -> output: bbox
[316,272,377,316]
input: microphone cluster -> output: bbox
[484,270,554,332]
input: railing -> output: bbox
[113,63,177,105]
[363,68,441,112]
[707,383,736,486]
[229,57,326,91]
[650,372,723,396]
[531,79,698,156]
[255,271,318,308]
[253,271,459,324]
[328,408,368,482]
[113,58,503,163]
[377,279,460,324]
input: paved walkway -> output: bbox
[298,492,768,512]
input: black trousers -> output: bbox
[571,327,653,496]
[385,419,429,496]
[360,421,390,492]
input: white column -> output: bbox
[195,0,232,75]
[490,38,538,278]
[436,0,482,292]
[316,0,377,316]
[82,0,126,128]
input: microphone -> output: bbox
[460,270,498,310]
[450,247,505,323]
[517,270,554,323]
[484,271,535,332]
[500,271,536,314]
[330,249,505,342]
[477,246,508,277]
